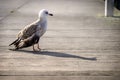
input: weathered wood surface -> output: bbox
[0,0,120,80]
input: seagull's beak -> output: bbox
[48,13,53,16]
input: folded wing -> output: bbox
[9,22,38,47]
[18,23,38,39]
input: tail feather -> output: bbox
[9,38,21,46]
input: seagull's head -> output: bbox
[39,9,53,19]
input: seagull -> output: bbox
[9,9,53,51]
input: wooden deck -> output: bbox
[0,0,120,80]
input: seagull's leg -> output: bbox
[33,45,36,51]
[37,43,41,51]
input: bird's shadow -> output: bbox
[10,49,97,61]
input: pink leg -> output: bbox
[37,43,41,51]
[33,45,36,51]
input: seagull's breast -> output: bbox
[36,21,47,37]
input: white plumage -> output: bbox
[9,9,53,51]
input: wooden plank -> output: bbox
[0,0,120,80]
[0,76,119,80]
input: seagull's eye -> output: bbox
[45,11,48,14]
